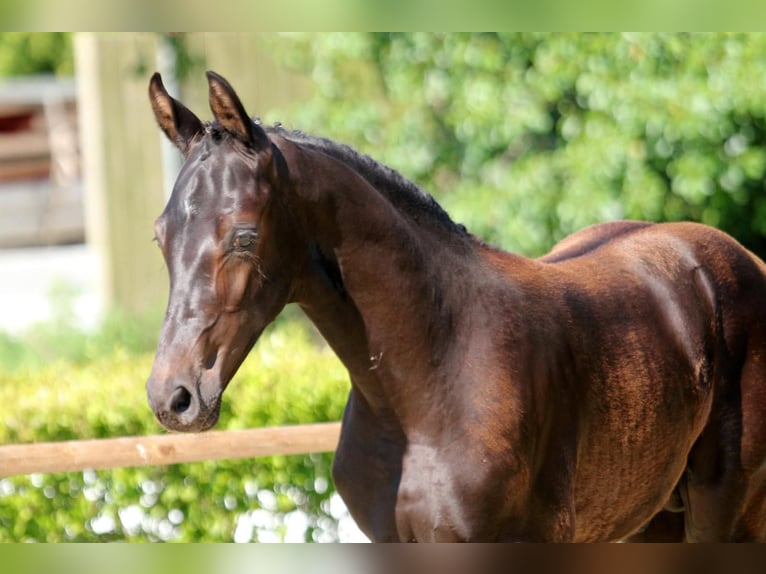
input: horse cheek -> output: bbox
[224,265,252,310]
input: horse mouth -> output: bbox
[157,403,221,433]
[190,401,222,432]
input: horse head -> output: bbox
[145,71,294,432]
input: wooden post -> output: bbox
[173,33,310,125]
[75,33,168,313]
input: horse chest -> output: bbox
[334,423,514,541]
[394,443,473,542]
[392,441,522,542]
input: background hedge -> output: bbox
[271,33,766,257]
[0,315,352,542]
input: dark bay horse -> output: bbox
[146,71,766,542]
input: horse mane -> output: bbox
[265,124,470,238]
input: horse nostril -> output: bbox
[169,386,193,414]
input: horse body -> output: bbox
[328,215,765,541]
[146,71,766,541]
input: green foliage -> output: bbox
[0,33,73,76]
[0,316,349,542]
[270,33,766,257]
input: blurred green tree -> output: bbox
[272,33,766,257]
[0,33,73,76]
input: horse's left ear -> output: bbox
[206,71,269,151]
[149,72,203,157]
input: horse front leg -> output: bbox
[332,390,407,542]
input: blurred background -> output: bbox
[2,32,766,542]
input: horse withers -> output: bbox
[145,70,766,541]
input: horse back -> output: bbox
[540,220,654,264]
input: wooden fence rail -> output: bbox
[0,422,342,478]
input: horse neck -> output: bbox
[283,140,478,420]
[296,272,392,410]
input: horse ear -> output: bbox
[206,70,269,150]
[148,72,203,157]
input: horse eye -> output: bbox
[233,232,256,250]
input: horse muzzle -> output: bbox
[146,375,222,432]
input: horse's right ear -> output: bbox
[148,72,203,157]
